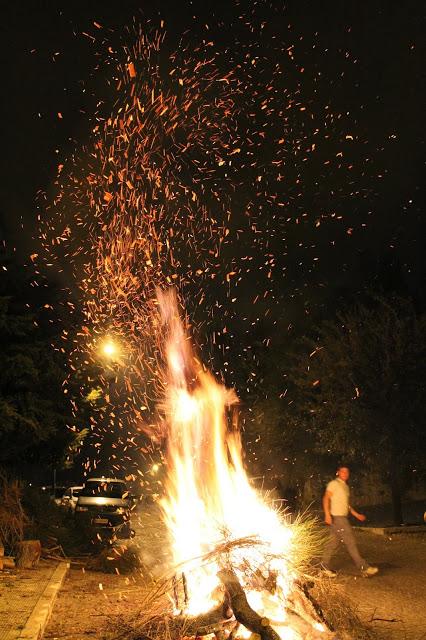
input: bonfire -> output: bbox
[136,290,337,640]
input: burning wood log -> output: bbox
[139,600,234,640]
[218,568,281,640]
[171,600,233,637]
[218,568,337,640]
[287,583,334,634]
[281,610,334,640]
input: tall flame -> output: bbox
[158,290,322,639]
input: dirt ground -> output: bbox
[44,504,169,640]
[43,568,150,640]
[317,529,426,640]
[43,507,426,640]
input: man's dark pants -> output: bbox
[322,515,366,570]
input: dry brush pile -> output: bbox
[0,471,28,553]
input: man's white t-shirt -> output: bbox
[326,478,350,516]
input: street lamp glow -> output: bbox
[101,339,118,358]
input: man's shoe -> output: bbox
[361,565,379,577]
[321,567,337,578]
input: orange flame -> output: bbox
[158,290,322,638]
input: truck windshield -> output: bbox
[81,481,127,498]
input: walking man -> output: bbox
[321,465,378,577]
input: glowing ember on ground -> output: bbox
[158,290,327,639]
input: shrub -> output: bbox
[0,471,28,553]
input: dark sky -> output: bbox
[0,0,424,480]
[0,0,424,314]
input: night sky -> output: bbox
[1,1,424,299]
[0,1,424,480]
[0,0,424,348]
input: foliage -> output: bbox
[287,296,426,522]
[22,487,89,555]
[0,258,75,467]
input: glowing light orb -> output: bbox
[101,339,118,359]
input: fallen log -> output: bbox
[218,568,281,640]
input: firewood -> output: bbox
[217,568,281,640]
[283,609,334,639]
[15,540,41,568]
[138,600,233,640]
[283,584,337,639]
[228,622,240,639]
[168,600,233,637]
[287,588,327,629]
[298,581,334,631]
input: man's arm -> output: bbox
[349,505,366,522]
[323,490,333,525]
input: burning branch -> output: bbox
[217,568,336,639]
[218,568,282,640]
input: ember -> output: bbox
[157,290,334,639]
[35,18,364,639]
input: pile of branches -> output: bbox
[129,571,337,640]
[112,536,341,640]
[0,471,28,552]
